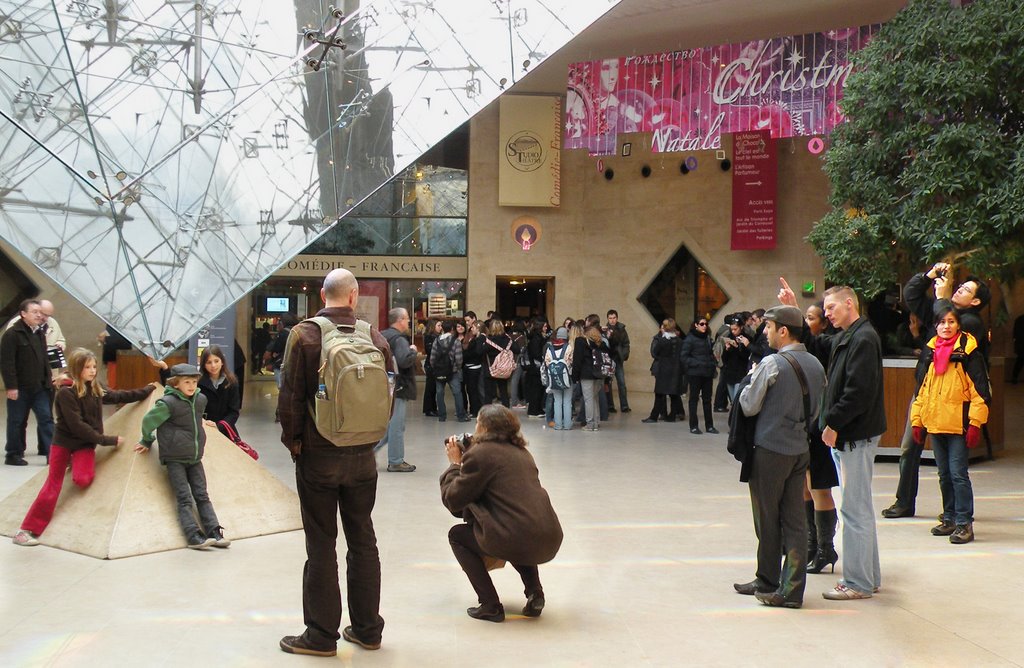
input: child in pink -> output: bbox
[13,348,156,546]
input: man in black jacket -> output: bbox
[881,263,991,519]
[375,307,417,473]
[780,281,885,601]
[1,299,53,465]
[604,310,631,413]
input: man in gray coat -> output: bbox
[376,307,417,472]
[733,306,825,609]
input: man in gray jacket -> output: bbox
[376,307,417,472]
[733,306,825,609]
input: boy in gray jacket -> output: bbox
[136,363,229,550]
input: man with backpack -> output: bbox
[278,268,392,656]
[376,307,417,473]
[430,320,470,422]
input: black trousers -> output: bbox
[648,393,683,420]
[295,446,384,647]
[423,370,437,414]
[483,376,511,407]
[463,367,484,416]
[448,523,542,605]
[687,376,714,430]
[748,448,809,603]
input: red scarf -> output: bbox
[932,334,958,375]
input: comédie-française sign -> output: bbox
[564,24,879,155]
[277,255,468,279]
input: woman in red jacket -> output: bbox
[12,348,156,546]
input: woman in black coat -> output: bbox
[720,318,751,401]
[441,405,562,622]
[679,318,719,434]
[523,317,548,417]
[422,319,441,416]
[642,318,684,423]
[198,345,241,432]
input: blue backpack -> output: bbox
[542,343,571,390]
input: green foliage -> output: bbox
[810,0,1024,297]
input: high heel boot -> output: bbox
[805,500,817,563]
[807,508,839,574]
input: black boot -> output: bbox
[807,508,839,574]
[805,500,817,562]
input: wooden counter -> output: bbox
[879,357,1004,457]
[115,350,187,389]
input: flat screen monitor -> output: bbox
[265,296,291,313]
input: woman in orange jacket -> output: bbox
[911,305,989,545]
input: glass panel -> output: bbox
[0,0,620,356]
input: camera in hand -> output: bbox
[935,268,947,279]
[446,433,473,451]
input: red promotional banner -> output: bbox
[564,25,878,155]
[731,131,777,251]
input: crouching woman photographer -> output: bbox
[440,404,563,623]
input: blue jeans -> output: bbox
[832,437,881,594]
[609,362,629,410]
[930,432,973,525]
[6,388,54,458]
[435,374,467,421]
[375,398,407,466]
[551,388,572,429]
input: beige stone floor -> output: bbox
[1,381,1022,667]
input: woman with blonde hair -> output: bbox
[13,348,157,546]
[572,325,611,432]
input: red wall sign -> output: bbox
[731,130,777,250]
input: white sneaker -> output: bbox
[13,530,40,546]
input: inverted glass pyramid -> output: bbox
[0,0,618,357]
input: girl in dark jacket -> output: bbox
[642,318,684,423]
[679,317,718,434]
[720,318,751,400]
[483,319,520,407]
[442,404,563,622]
[13,348,156,546]
[462,322,486,418]
[199,345,241,433]
[572,325,611,431]
[524,318,548,417]
[423,319,441,416]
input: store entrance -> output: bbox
[495,276,554,323]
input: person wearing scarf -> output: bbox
[910,306,989,545]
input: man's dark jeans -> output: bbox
[295,446,384,647]
[165,460,221,537]
[6,389,53,458]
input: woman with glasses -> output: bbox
[679,318,719,435]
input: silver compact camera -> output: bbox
[446,433,473,451]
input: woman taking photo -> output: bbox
[679,317,718,434]
[642,318,683,423]
[911,305,989,544]
[441,405,563,622]
[198,345,241,434]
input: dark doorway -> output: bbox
[495,277,553,322]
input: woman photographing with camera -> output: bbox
[440,405,563,622]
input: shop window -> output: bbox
[638,245,727,326]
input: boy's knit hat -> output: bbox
[167,363,202,378]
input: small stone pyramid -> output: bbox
[0,391,301,558]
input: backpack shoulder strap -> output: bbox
[779,351,810,426]
[485,338,502,351]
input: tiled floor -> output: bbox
[2,381,1023,667]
